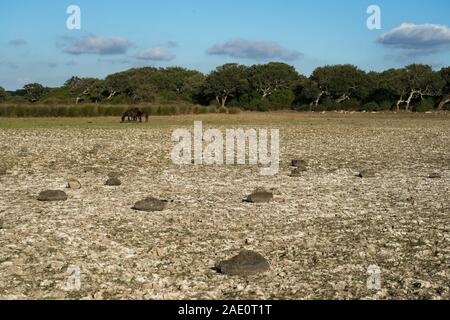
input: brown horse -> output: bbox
[121,108,149,123]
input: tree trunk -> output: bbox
[396,96,405,112]
[438,96,450,110]
[336,94,350,104]
[220,96,228,107]
[405,90,419,112]
[311,91,326,107]
[260,87,272,100]
[107,91,118,100]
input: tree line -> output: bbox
[1,63,450,112]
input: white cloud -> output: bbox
[62,36,131,55]
[135,47,176,61]
[207,39,303,61]
[378,23,450,56]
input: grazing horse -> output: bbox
[121,108,149,123]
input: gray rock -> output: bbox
[105,177,121,186]
[428,172,441,179]
[67,178,81,189]
[357,169,376,178]
[291,159,307,168]
[38,190,68,202]
[132,197,167,212]
[215,250,270,276]
[245,190,273,203]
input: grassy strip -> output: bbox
[0,104,242,118]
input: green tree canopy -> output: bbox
[23,83,48,103]
[64,76,100,103]
[204,63,248,107]
[311,64,367,104]
[0,86,6,102]
[402,64,444,111]
[438,67,450,109]
[248,62,299,100]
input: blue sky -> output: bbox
[1,0,450,90]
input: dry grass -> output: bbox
[0,112,449,300]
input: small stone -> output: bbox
[132,197,167,212]
[67,178,81,189]
[291,159,307,168]
[367,244,377,255]
[245,190,273,203]
[38,190,68,202]
[357,169,376,178]
[105,177,121,186]
[245,238,255,245]
[428,172,441,179]
[215,250,270,276]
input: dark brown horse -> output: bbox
[121,108,149,123]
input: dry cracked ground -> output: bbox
[0,112,449,300]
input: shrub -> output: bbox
[379,101,393,111]
[414,99,435,112]
[158,91,178,102]
[362,102,380,112]
[228,107,241,114]
[295,104,312,112]
[339,98,360,110]
[267,89,295,109]
[0,103,222,117]
[321,97,337,111]
[218,106,227,113]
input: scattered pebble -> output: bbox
[67,178,81,189]
[215,250,270,276]
[132,197,167,212]
[291,159,307,170]
[37,190,68,202]
[245,190,274,203]
[105,177,122,186]
[357,169,376,178]
[428,172,441,179]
